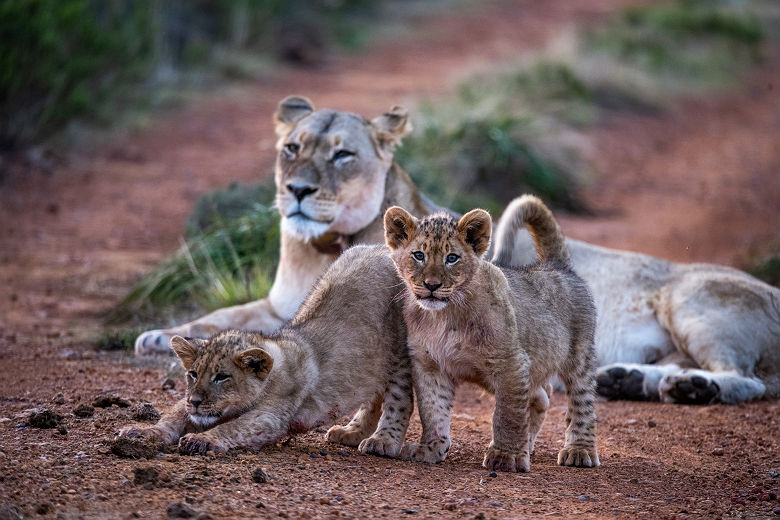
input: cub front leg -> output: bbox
[400,358,454,465]
[484,358,532,473]
[118,400,189,444]
[359,356,414,458]
[178,408,287,455]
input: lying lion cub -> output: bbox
[385,195,599,472]
[119,245,412,456]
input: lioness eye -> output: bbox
[187,371,198,381]
[213,373,230,384]
[284,143,300,155]
[412,251,425,262]
[446,253,460,264]
[332,149,354,161]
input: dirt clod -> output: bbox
[166,502,197,518]
[110,436,163,459]
[132,403,161,422]
[648,420,657,427]
[252,467,269,483]
[56,424,67,435]
[93,395,131,408]
[36,502,53,515]
[28,410,63,429]
[73,404,94,418]
[133,466,159,486]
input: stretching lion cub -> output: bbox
[119,245,412,456]
[385,195,599,472]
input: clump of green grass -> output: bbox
[94,327,146,351]
[747,256,780,288]
[112,185,280,322]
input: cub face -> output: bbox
[272,95,412,242]
[384,207,492,311]
[170,331,274,427]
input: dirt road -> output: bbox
[1,0,778,518]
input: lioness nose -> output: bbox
[424,281,442,292]
[189,397,202,408]
[287,184,318,202]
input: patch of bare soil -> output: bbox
[0,1,778,518]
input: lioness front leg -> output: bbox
[135,298,285,356]
[400,359,454,465]
[484,360,532,473]
[118,400,189,444]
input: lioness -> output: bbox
[121,245,412,456]
[135,96,779,405]
[386,196,598,472]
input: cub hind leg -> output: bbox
[326,395,383,447]
[528,383,552,454]
[558,342,599,468]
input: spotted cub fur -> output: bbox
[119,245,412,457]
[385,195,599,472]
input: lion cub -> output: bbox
[119,245,412,457]
[385,195,599,472]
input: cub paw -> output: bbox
[596,365,650,401]
[483,445,529,473]
[659,372,719,404]
[178,433,227,455]
[358,432,401,458]
[326,425,367,447]
[399,438,450,464]
[557,446,599,467]
[118,425,166,442]
[134,330,174,356]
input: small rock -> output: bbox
[711,447,725,456]
[56,424,67,435]
[772,506,780,516]
[73,404,95,418]
[252,468,269,483]
[132,403,161,422]
[162,378,176,391]
[166,502,197,519]
[769,470,779,478]
[578,495,588,501]
[310,452,319,458]
[487,501,503,507]
[442,503,457,511]
[93,395,131,408]
[52,393,66,405]
[319,449,328,456]
[134,466,159,486]
[28,410,63,429]
[319,497,331,505]
[626,419,637,425]
[36,503,53,515]
[473,514,486,520]
[489,471,497,478]
[402,509,418,515]
[647,420,657,428]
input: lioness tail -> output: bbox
[492,194,570,265]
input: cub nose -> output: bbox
[189,397,202,409]
[287,184,318,202]
[424,281,442,292]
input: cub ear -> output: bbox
[170,336,205,370]
[274,95,314,136]
[384,206,416,250]
[233,348,274,380]
[457,209,492,256]
[371,106,412,154]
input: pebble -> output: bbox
[772,506,780,515]
[252,468,269,483]
[647,420,657,428]
[578,495,588,501]
[162,378,176,391]
[402,509,418,514]
[711,448,725,456]
[489,471,497,478]
[319,449,328,456]
[52,393,66,405]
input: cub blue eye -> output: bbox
[446,254,460,264]
[413,251,425,261]
[188,371,198,380]
[213,373,230,383]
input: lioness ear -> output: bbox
[170,336,205,370]
[371,106,412,154]
[234,348,274,380]
[457,209,492,256]
[274,95,314,136]
[384,206,416,250]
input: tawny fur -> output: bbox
[386,195,599,472]
[120,246,413,457]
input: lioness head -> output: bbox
[273,95,411,242]
[384,206,492,311]
[170,331,275,427]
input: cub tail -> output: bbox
[492,194,570,266]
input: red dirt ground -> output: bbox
[1,1,778,519]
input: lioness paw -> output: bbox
[557,447,599,468]
[483,446,529,473]
[178,433,227,455]
[596,365,650,401]
[326,425,367,447]
[134,330,174,356]
[400,439,449,464]
[358,432,401,458]
[659,371,719,404]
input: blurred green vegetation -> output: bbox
[0,0,384,150]
[112,0,778,321]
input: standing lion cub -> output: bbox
[385,195,599,472]
[119,245,413,457]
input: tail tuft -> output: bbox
[492,195,570,266]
